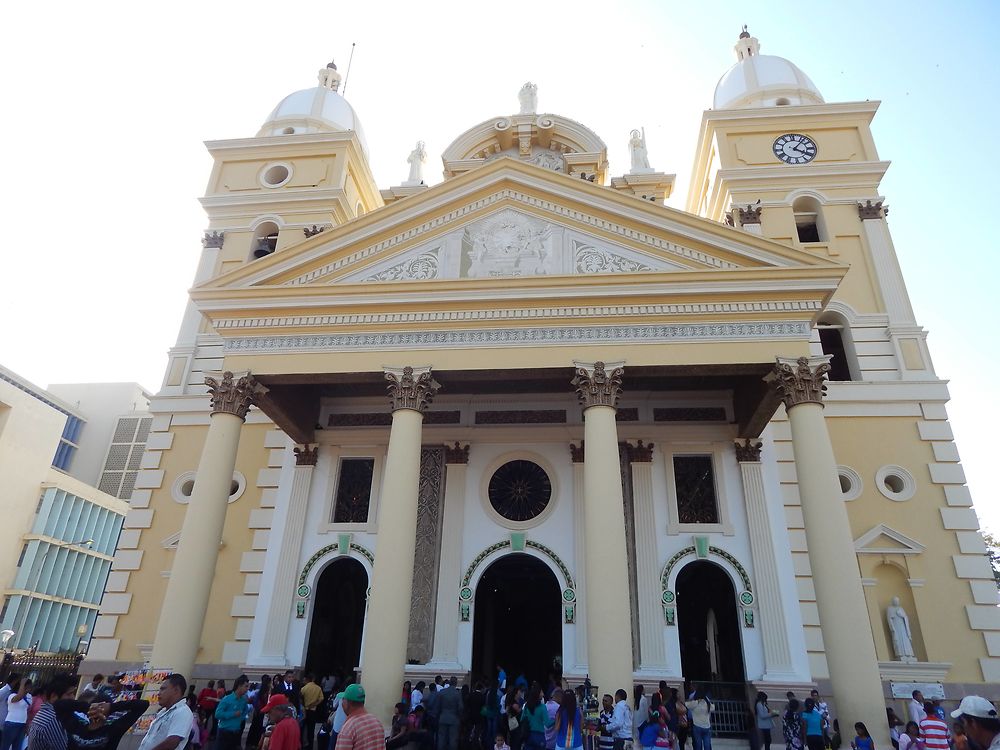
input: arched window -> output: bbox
[792,196,825,243]
[251,221,279,260]
[817,313,858,381]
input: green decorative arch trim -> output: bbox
[298,542,374,587]
[461,539,575,590]
[660,546,752,592]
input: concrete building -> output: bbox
[85,30,996,746]
[0,366,148,652]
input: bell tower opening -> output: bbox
[471,554,562,684]
[305,557,368,677]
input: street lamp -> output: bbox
[14,538,95,651]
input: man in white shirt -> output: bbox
[606,689,633,750]
[0,673,19,725]
[909,690,927,725]
[138,674,194,750]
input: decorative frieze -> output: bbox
[202,231,225,249]
[214,300,823,330]
[767,355,831,409]
[653,407,727,422]
[294,445,318,466]
[225,321,812,354]
[735,439,763,463]
[858,199,888,220]
[444,442,470,464]
[385,366,441,413]
[205,371,265,420]
[572,360,625,409]
[327,410,460,427]
[616,408,639,422]
[738,203,763,226]
[474,410,566,424]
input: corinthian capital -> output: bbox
[766,356,831,409]
[205,371,266,420]
[572,360,624,409]
[385,365,441,413]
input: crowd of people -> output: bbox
[0,670,994,750]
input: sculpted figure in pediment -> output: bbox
[465,209,554,278]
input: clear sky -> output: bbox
[3,1,997,530]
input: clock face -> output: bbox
[772,133,817,164]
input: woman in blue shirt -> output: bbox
[553,690,584,750]
[800,699,825,750]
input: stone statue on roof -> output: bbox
[519,82,538,114]
[629,128,652,173]
[405,141,427,185]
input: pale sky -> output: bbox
[3,2,997,530]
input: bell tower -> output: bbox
[161,62,383,396]
[687,28,933,382]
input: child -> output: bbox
[852,723,875,750]
[496,733,511,750]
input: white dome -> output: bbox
[257,64,369,156]
[713,31,824,110]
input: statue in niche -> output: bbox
[886,596,916,662]
[405,141,427,185]
[629,128,652,173]
[519,82,538,114]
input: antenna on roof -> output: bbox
[342,43,357,95]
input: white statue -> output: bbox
[886,596,916,662]
[519,82,538,114]
[629,128,652,173]
[405,141,427,185]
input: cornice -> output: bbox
[191,267,846,315]
[704,100,880,124]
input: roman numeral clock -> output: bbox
[773,133,817,164]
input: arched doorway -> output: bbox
[676,561,745,683]
[305,557,367,677]
[472,554,561,684]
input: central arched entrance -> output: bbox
[676,561,746,683]
[305,557,367,677]
[472,554,561,684]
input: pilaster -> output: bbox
[427,444,469,668]
[249,444,316,666]
[570,445,588,674]
[629,441,668,672]
[858,201,917,327]
[735,439,795,679]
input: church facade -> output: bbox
[84,30,997,740]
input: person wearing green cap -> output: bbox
[336,685,384,750]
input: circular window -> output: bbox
[837,466,863,501]
[875,465,916,502]
[260,163,291,188]
[488,460,552,522]
[172,471,246,504]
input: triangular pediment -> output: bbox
[202,158,840,292]
[854,524,925,555]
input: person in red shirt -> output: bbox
[262,694,300,750]
[337,685,385,750]
[919,702,950,750]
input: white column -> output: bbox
[252,446,317,665]
[735,441,795,678]
[629,444,668,672]
[428,444,468,667]
[769,356,889,750]
[363,366,440,726]
[859,208,915,325]
[573,361,635,696]
[150,371,264,677]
